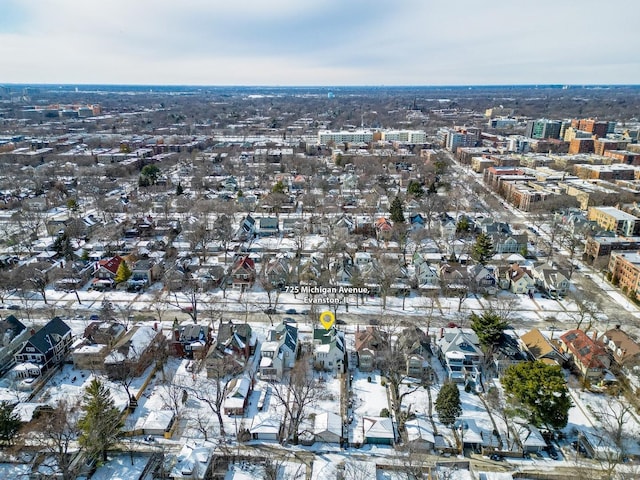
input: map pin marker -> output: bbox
[319,311,335,330]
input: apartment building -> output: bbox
[588,206,640,237]
[608,251,640,299]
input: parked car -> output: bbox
[263,308,278,315]
[285,308,298,315]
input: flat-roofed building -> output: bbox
[588,206,640,237]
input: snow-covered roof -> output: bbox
[405,417,435,444]
[313,412,342,437]
[363,416,394,439]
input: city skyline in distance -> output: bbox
[1,0,639,87]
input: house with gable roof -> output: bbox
[560,329,612,383]
[13,317,73,378]
[209,320,256,367]
[354,326,388,372]
[92,255,123,290]
[374,217,393,240]
[532,263,570,298]
[230,255,256,290]
[435,328,484,389]
[0,315,29,375]
[519,328,566,366]
[103,325,165,380]
[313,326,346,373]
[259,319,299,381]
[223,374,253,415]
[499,263,535,294]
[597,325,640,368]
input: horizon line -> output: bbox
[3,82,640,89]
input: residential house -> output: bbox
[238,214,256,240]
[282,218,303,236]
[230,255,256,290]
[435,328,483,390]
[374,217,393,240]
[13,317,73,378]
[223,374,253,415]
[259,319,299,381]
[491,233,528,254]
[598,325,640,368]
[499,263,535,294]
[559,329,611,383]
[170,323,213,359]
[125,259,161,291]
[313,327,346,373]
[103,325,166,380]
[258,217,279,236]
[333,214,355,237]
[519,328,566,366]
[439,214,457,240]
[438,264,471,294]
[532,263,570,298]
[92,255,123,290]
[362,417,395,445]
[72,321,127,370]
[314,412,343,443]
[0,315,28,375]
[396,327,432,378]
[354,326,388,372]
[409,213,426,231]
[207,321,256,377]
[413,254,439,288]
[262,255,291,289]
[492,332,528,377]
[467,264,497,293]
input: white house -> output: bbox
[313,327,346,373]
[436,328,484,390]
[259,320,298,381]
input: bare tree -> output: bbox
[28,400,80,480]
[178,356,243,437]
[269,354,321,444]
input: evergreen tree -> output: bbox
[0,401,21,446]
[390,196,405,223]
[469,311,509,349]
[78,379,123,462]
[114,259,132,284]
[456,216,471,234]
[502,361,572,430]
[176,182,184,195]
[435,381,462,428]
[406,180,424,198]
[471,232,494,265]
[140,164,160,185]
[271,180,286,194]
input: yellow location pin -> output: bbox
[319,311,336,330]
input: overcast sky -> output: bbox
[1,0,639,86]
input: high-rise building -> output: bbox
[525,119,562,139]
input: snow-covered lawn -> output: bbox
[349,371,390,445]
